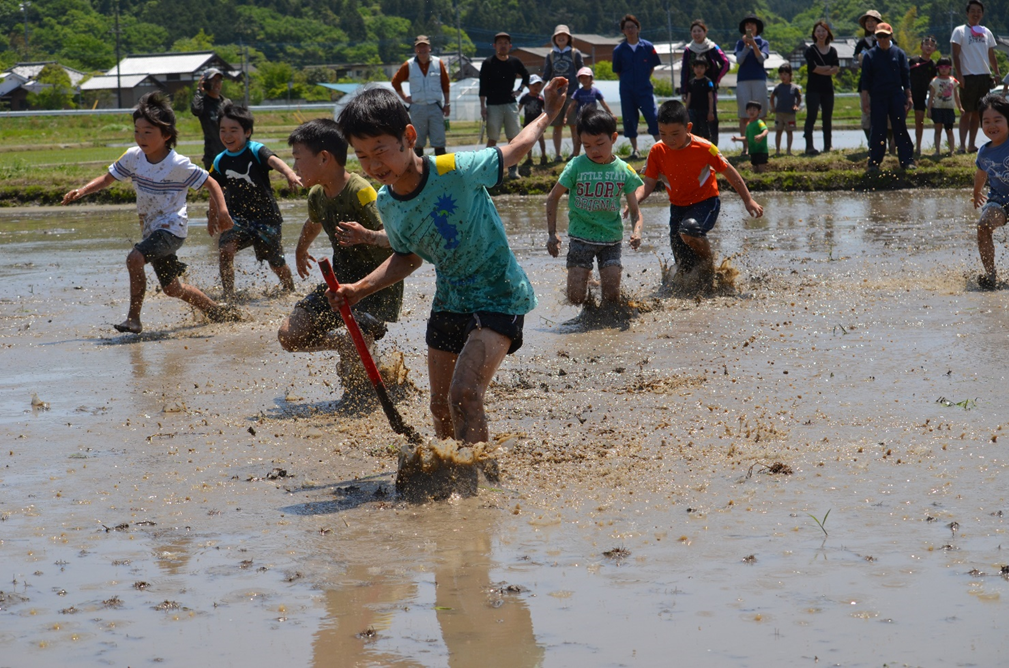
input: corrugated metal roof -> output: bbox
[80,74,163,90]
[3,61,88,86]
[103,51,231,77]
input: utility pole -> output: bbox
[112,1,123,108]
[666,6,675,91]
[19,2,30,58]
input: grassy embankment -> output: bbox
[0,97,975,206]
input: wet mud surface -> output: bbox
[3,192,1009,666]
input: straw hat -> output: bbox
[552,24,572,47]
[858,10,883,30]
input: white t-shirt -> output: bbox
[951,24,995,76]
[109,147,209,239]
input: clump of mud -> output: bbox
[560,290,661,331]
[659,256,739,297]
[396,439,497,502]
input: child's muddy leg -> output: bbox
[163,277,218,313]
[448,329,510,444]
[272,262,295,292]
[599,265,622,303]
[120,248,147,332]
[567,267,591,304]
[219,239,237,298]
[978,204,1005,281]
[429,348,460,439]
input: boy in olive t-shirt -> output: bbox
[546,109,643,304]
[276,119,403,398]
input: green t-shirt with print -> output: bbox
[745,119,769,155]
[307,173,402,322]
[558,154,643,243]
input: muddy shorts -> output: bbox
[566,237,622,270]
[295,283,386,339]
[774,113,796,129]
[961,74,993,113]
[135,229,187,288]
[930,108,956,127]
[669,196,720,245]
[980,201,1009,227]
[219,219,286,268]
[426,311,524,355]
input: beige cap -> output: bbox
[414,35,431,46]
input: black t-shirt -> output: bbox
[190,91,230,165]
[479,56,530,105]
[805,44,839,94]
[210,141,283,225]
[688,77,713,112]
[908,56,937,97]
[519,93,545,124]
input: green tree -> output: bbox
[171,29,215,52]
[593,60,618,80]
[26,63,75,109]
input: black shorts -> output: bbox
[426,311,524,355]
[911,87,929,112]
[750,152,768,166]
[931,108,956,127]
[134,229,187,288]
[294,283,386,339]
[219,219,286,268]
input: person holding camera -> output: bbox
[190,67,230,170]
[734,14,769,155]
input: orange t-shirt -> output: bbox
[643,135,728,207]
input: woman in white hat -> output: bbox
[543,24,585,161]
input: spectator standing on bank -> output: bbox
[803,21,839,155]
[679,20,729,147]
[480,31,530,178]
[951,0,1001,153]
[612,14,661,160]
[733,15,769,155]
[391,35,451,157]
[543,24,584,162]
[190,67,230,170]
[860,22,916,173]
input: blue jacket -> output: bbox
[613,39,661,94]
[734,37,770,81]
[859,44,911,96]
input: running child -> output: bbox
[545,109,643,305]
[770,64,801,155]
[732,101,770,172]
[909,36,938,156]
[329,78,567,445]
[633,100,763,286]
[276,119,403,397]
[213,103,302,299]
[61,92,235,334]
[973,94,1009,290]
[927,58,961,157]
[685,58,715,141]
[518,74,548,166]
[565,67,613,157]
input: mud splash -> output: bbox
[396,438,497,501]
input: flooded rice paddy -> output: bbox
[2,190,1009,666]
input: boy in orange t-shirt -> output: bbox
[632,100,763,281]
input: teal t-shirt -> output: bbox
[558,154,643,243]
[745,119,769,154]
[377,148,537,315]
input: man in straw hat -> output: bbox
[391,35,452,156]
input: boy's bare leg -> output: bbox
[681,233,713,266]
[428,348,460,439]
[571,134,582,157]
[219,240,237,299]
[552,126,563,158]
[118,248,147,333]
[947,128,955,154]
[447,328,511,444]
[566,267,591,304]
[272,263,295,292]
[774,128,782,154]
[969,113,980,151]
[162,277,219,313]
[786,130,793,154]
[914,111,924,154]
[599,265,622,303]
[278,306,353,352]
[934,126,942,155]
[959,112,972,151]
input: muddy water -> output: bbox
[2,190,1009,666]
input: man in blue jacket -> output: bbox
[860,22,916,173]
[612,14,661,160]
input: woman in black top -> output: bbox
[803,21,840,155]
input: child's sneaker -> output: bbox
[523,155,534,167]
[507,165,519,179]
[539,155,549,167]
[979,273,998,290]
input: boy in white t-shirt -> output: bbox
[62,92,236,334]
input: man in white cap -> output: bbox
[391,35,451,156]
[190,67,230,170]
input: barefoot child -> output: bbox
[770,64,801,155]
[545,109,643,305]
[732,101,770,172]
[927,58,961,156]
[909,36,938,156]
[276,119,403,397]
[213,103,302,299]
[634,100,763,285]
[973,94,1009,290]
[519,75,549,166]
[329,78,567,444]
[62,92,235,334]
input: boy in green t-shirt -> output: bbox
[329,79,567,446]
[276,119,403,398]
[732,101,770,172]
[545,109,644,304]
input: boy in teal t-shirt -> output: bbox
[546,109,643,304]
[331,81,567,448]
[732,100,770,172]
